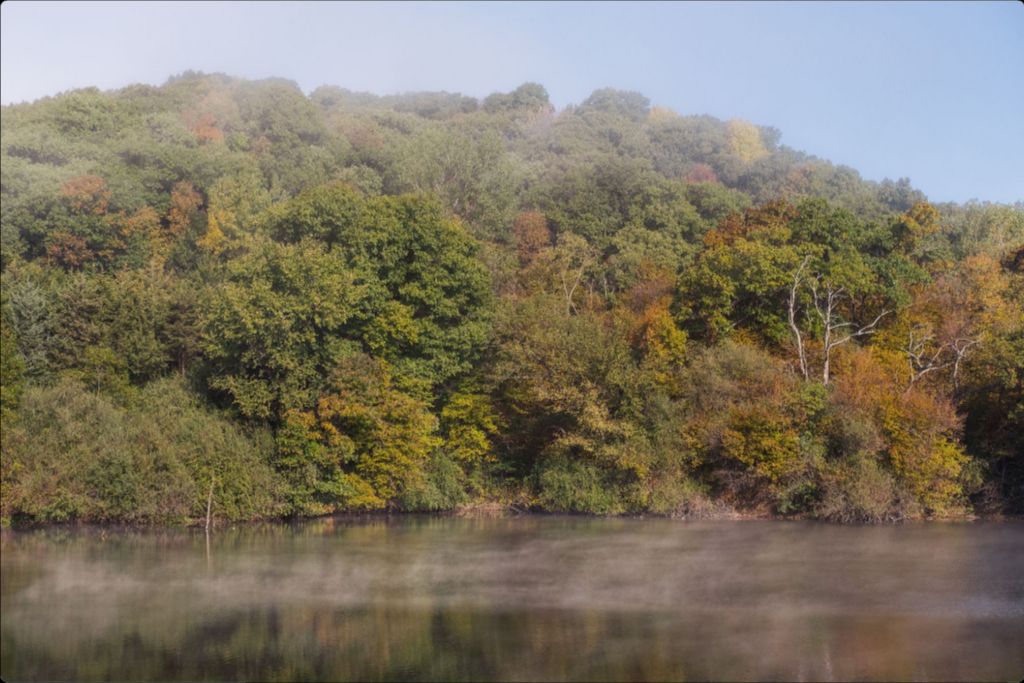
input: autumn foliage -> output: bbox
[2,75,1021,524]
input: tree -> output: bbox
[827,347,976,517]
[512,211,552,266]
[490,294,680,512]
[483,83,551,115]
[787,256,890,384]
[577,88,651,123]
[60,175,110,215]
[3,273,56,379]
[897,254,1014,392]
[440,388,500,467]
[165,181,202,240]
[261,185,493,390]
[278,354,440,512]
[201,239,365,420]
[197,171,271,256]
[0,309,26,420]
[725,119,768,163]
[388,126,519,236]
[680,200,801,343]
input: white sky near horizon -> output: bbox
[2,1,1022,204]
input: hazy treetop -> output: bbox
[1,1,1022,204]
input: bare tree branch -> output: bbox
[788,256,810,380]
[800,273,892,384]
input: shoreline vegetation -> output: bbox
[5,504,1022,532]
[1,74,1022,527]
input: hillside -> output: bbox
[1,72,1022,524]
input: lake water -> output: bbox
[1,516,1022,681]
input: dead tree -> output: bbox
[788,256,810,380]
[809,280,890,385]
[788,260,890,385]
[560,259,587,315]
[905,326,980,393]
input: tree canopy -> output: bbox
[2,73,1021,523]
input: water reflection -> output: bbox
[2,517,1022,681]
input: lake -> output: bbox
[1,516,1022,681]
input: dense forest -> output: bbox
[1,73,1021,524]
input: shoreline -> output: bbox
[3,505,1019,531]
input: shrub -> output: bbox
[0,378,283,524]
[536,455,626,514]
[399,451,470,511]
[816,453,908,523]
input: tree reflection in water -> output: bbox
[2,517,1022,681]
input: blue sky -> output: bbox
[2,1,1022,204]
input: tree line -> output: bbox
[1,73,1021,523]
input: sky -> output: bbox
[2,1,1022,204]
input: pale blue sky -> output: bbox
[2,1,1022,204]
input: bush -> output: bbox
[399,451,469,511]
[536,455,626,514]
[0,378,284,524]
[646,476,714,517]
[816,453,909,523]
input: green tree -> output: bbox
[261,184,493,391]
[201,238,365,419]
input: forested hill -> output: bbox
[1,73,1021,525]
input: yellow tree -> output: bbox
[281,355,440,511]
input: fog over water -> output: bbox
[2,517,1022,681]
